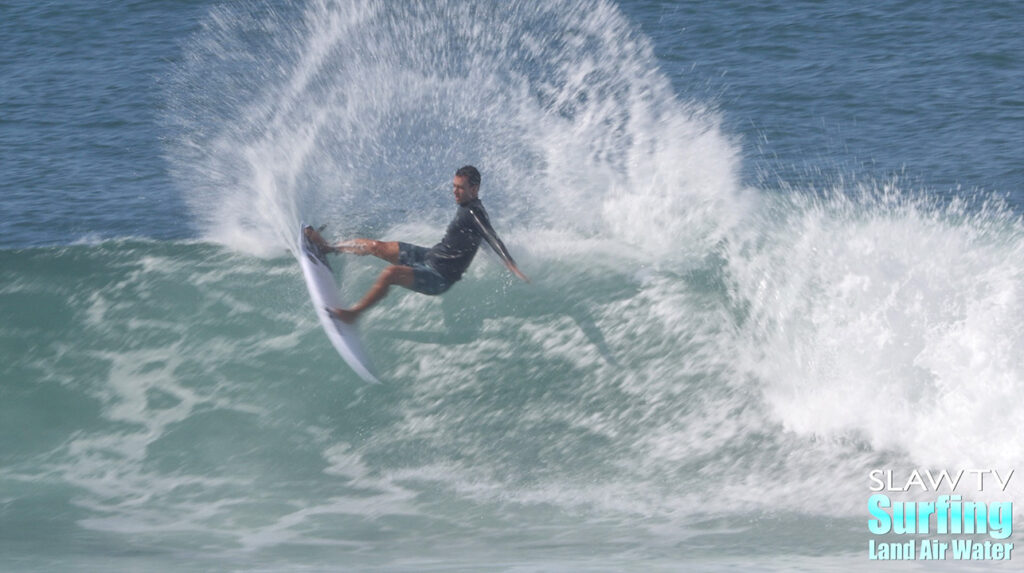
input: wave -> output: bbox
[4,0,1021,563]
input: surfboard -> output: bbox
[298,224,380,383]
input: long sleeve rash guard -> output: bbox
[425,198,518,283]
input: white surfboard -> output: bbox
[298,225,380,383]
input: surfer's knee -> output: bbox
[363,240,382,255]
[374,241,401,263]
[380,265,414,288]
[370,266,395,292]
[379,265,400,283]
[358,239,388,259]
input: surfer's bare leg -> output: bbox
[328,265,414,324]
[303,228,401,264]
[334,239,401,265]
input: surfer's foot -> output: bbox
[304,226,335,253]
[326,306,359,324]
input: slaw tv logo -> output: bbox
[867,469,1015,561]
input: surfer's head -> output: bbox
[453,165,481,205]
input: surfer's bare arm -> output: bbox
[470,209,530,283]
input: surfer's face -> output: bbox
[452,175,478,205]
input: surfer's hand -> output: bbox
[510,265,530,283]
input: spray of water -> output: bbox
[164,0,744,260]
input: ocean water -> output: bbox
[2,1,1022,571]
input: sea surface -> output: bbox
[2,1,1022,571]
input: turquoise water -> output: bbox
[2,1,1023,570]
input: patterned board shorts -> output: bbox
[397,242,452,295]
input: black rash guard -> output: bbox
[425,198,518,283]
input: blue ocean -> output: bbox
[2,1,1022,570]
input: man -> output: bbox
[304,165,529,324]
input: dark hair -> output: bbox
[456,165,481,188]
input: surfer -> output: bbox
[305,165,529,323]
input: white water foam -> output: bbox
[730,186,1024,471]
